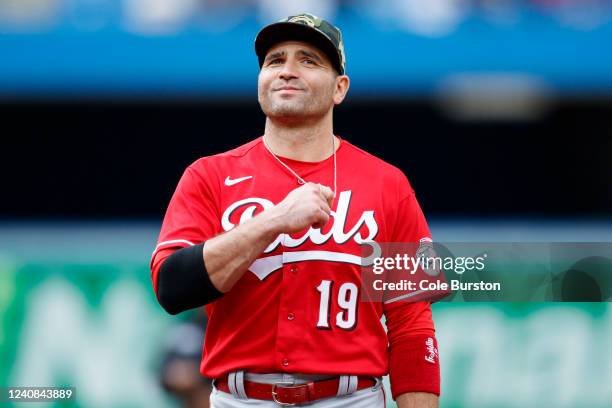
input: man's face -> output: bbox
[258,41,343,121]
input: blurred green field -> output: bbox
[1,224,611,408]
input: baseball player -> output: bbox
[151,13,441,407]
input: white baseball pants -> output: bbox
[210,372,386,408]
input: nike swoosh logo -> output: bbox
[225,176,253,186]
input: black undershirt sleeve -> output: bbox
[156,243,224,315]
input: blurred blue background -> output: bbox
[1,0,612,96]
[1,1,611,407]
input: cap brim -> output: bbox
[255,22,343,74]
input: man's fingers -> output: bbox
[319,198,331,215]
[317,184,334,206]
[312,209,330,229]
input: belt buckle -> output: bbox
[271,384,297,406]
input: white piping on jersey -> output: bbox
[248,250,363,280]
[383,289,428,304]
[151,239,195,256]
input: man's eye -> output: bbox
[268,59,282,65]
[303,59,315,65]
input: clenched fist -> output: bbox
[269,182,334,233]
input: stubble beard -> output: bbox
[260,89,334,122]
[269,97,311,118]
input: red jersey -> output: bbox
[151,137,435,379]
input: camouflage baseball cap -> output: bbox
[255,13,346,75]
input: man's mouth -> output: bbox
[274,86,303,92]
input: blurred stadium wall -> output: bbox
[1,1,611,407]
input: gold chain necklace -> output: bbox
[262,134,337,198]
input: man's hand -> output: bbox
[270,182,334,232]
[203,182,334,293]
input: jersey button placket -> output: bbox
[276,261,301,371]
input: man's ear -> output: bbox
[333,75,350,105]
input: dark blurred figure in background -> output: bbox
[160,309,211,408]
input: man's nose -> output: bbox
[279,58,299,80]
